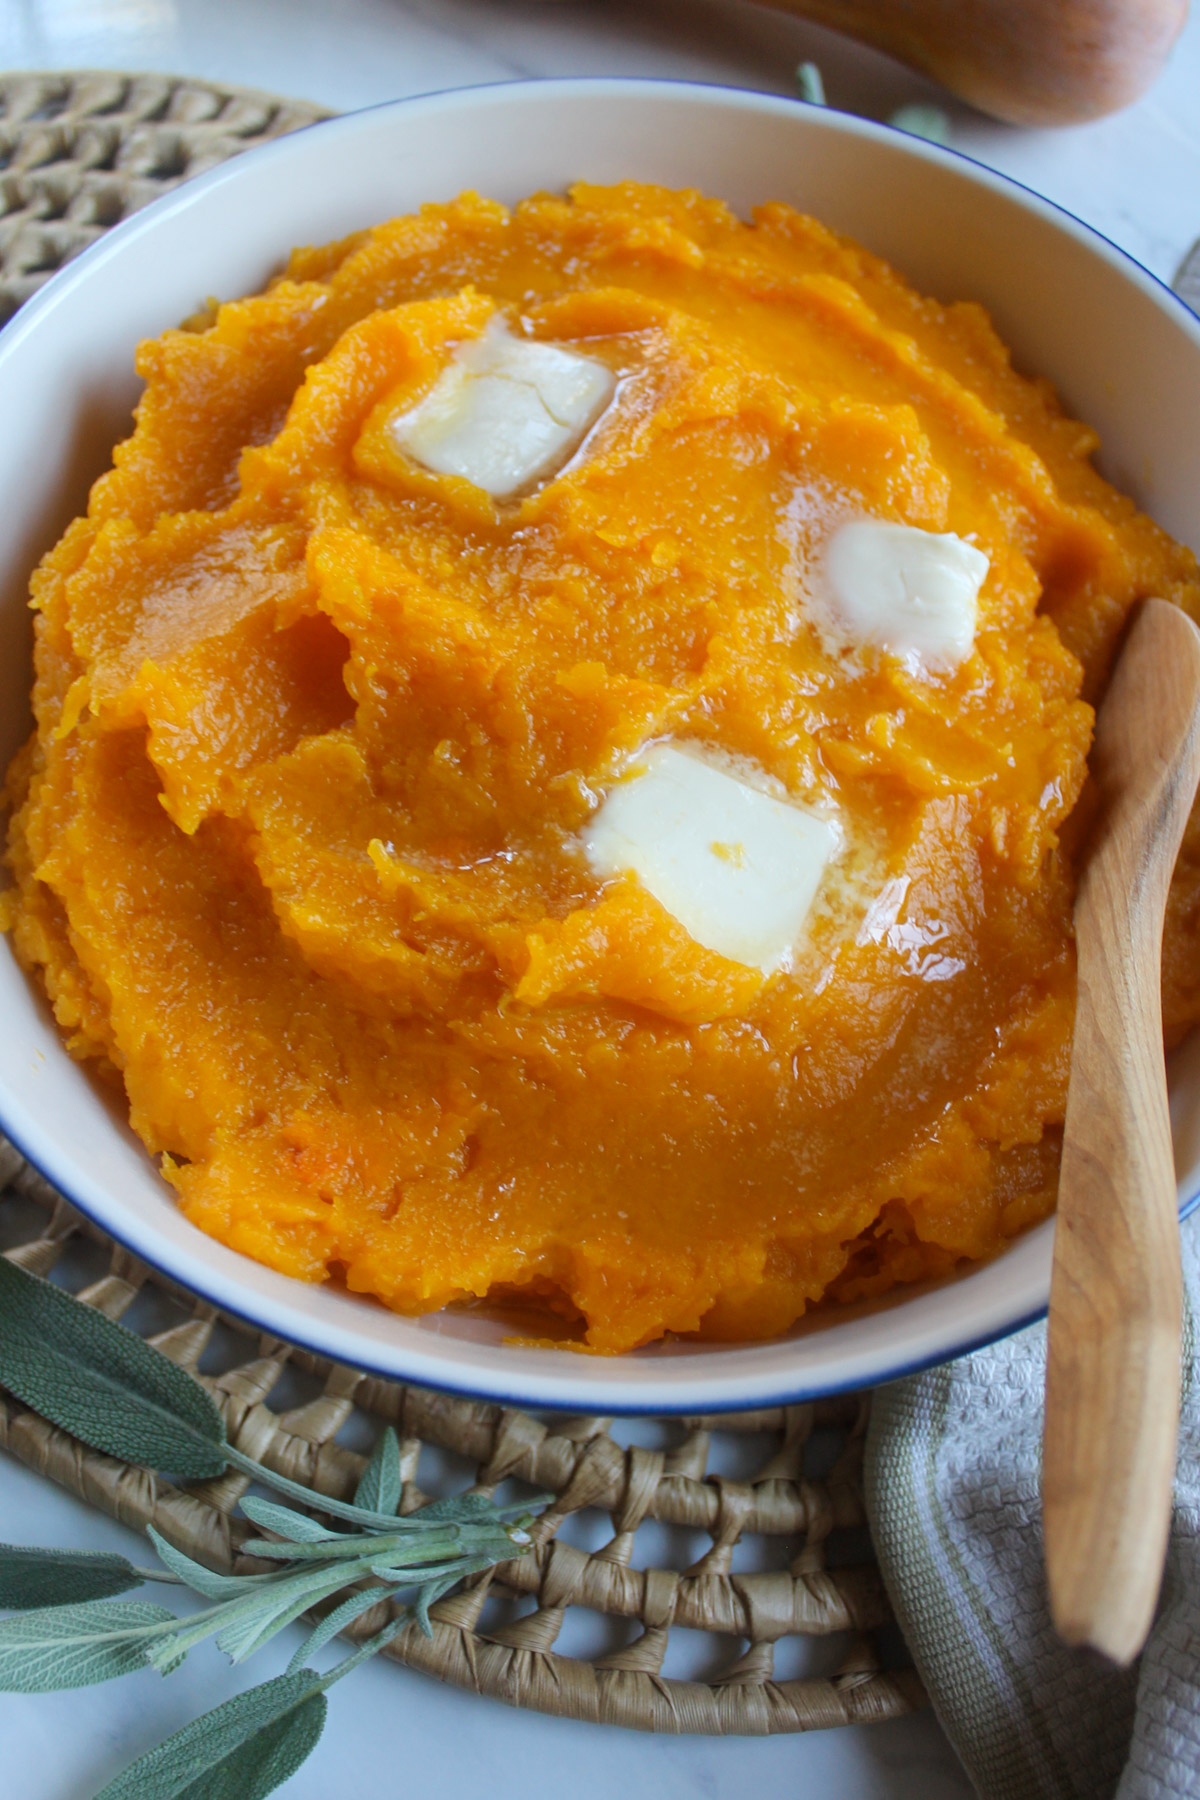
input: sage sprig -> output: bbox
[0,1254,548,1797]
[0,1255,542,1528]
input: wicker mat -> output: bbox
[0,70,924,1737]
[0,69,329,321]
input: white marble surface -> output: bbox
[1,2,1199,1795]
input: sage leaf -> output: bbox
[417,1492,512,1524]
[286,1584,395,1672]
[237,1498,342,1545]
[888,102,952,145]
[375,1555,505,1628]
[235,1539,351,1564]
[412,1573,460,1638]
[795,61,826,106]
[0,1257,229,1479]
[0,1544,142,1610]
[225,1447,431,1532]
[213,1567,356,1665]
[144,1578,304,1678]
[145,1529,277,1603]
[240,1527,455,1567]
[91,1669,328,1800]
[318,1608,411,1685]
[415,1490,550,1526]
[0,1599,175,1692]
[368,1558,470,1585]
[353,1425,402,1515]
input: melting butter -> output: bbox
[582,743,840,974]
[822,520,989,670]
[391,318,615,500]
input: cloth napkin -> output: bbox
[864,1209,1200,1799]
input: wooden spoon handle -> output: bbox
[1044,599,1200,1665]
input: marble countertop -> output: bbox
[1,3,1198,1796]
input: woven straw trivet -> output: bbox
[0,70,924,1737]
[0,69,329,323]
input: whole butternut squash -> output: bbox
[758,0,1188,124]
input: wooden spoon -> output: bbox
[751,0,1188,126]
[1043,597,1200,1665]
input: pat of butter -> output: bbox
[823,520,989,669]
[583,744,839,973]
[391,319,615,500]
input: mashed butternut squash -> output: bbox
[7,183,1200,1353]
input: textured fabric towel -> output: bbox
[864,1210,1200,1799]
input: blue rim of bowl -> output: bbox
[2,75,1200,1415]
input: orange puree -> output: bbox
[7,183,1200,1353]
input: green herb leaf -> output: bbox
[235,1528,399,1564]
[91,1669,328,1800]
[412,1573,460,1638]
[224,1447,425,1532]
[237,1498,343,1545]
[367,1558,463,1584]
[795,61,826,106]
[235,1539,348,1563]
[0,1599,176,1692]
[143,1575,308,1678]
[286,1585,394,1673]
[353,1426,402,1515]
[316,1609,412,1687]
[411,1490,549,1529]
[0,1544,143,1610]
[416,1492,521,1525]
[213,1567,358,1665]
[0,1257,229,1479]
[145,1529,277,1602]
[239,1526,455,1566]
[888,103,951,145]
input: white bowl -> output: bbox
[3,79,1200,1413]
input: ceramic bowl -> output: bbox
[3,78,1200,1412]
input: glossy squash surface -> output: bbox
[7,184,1200,1352]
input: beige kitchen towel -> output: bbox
[865,1210,1200,1799]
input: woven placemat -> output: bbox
[0,69,329,323]
[0,71,923,1737]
